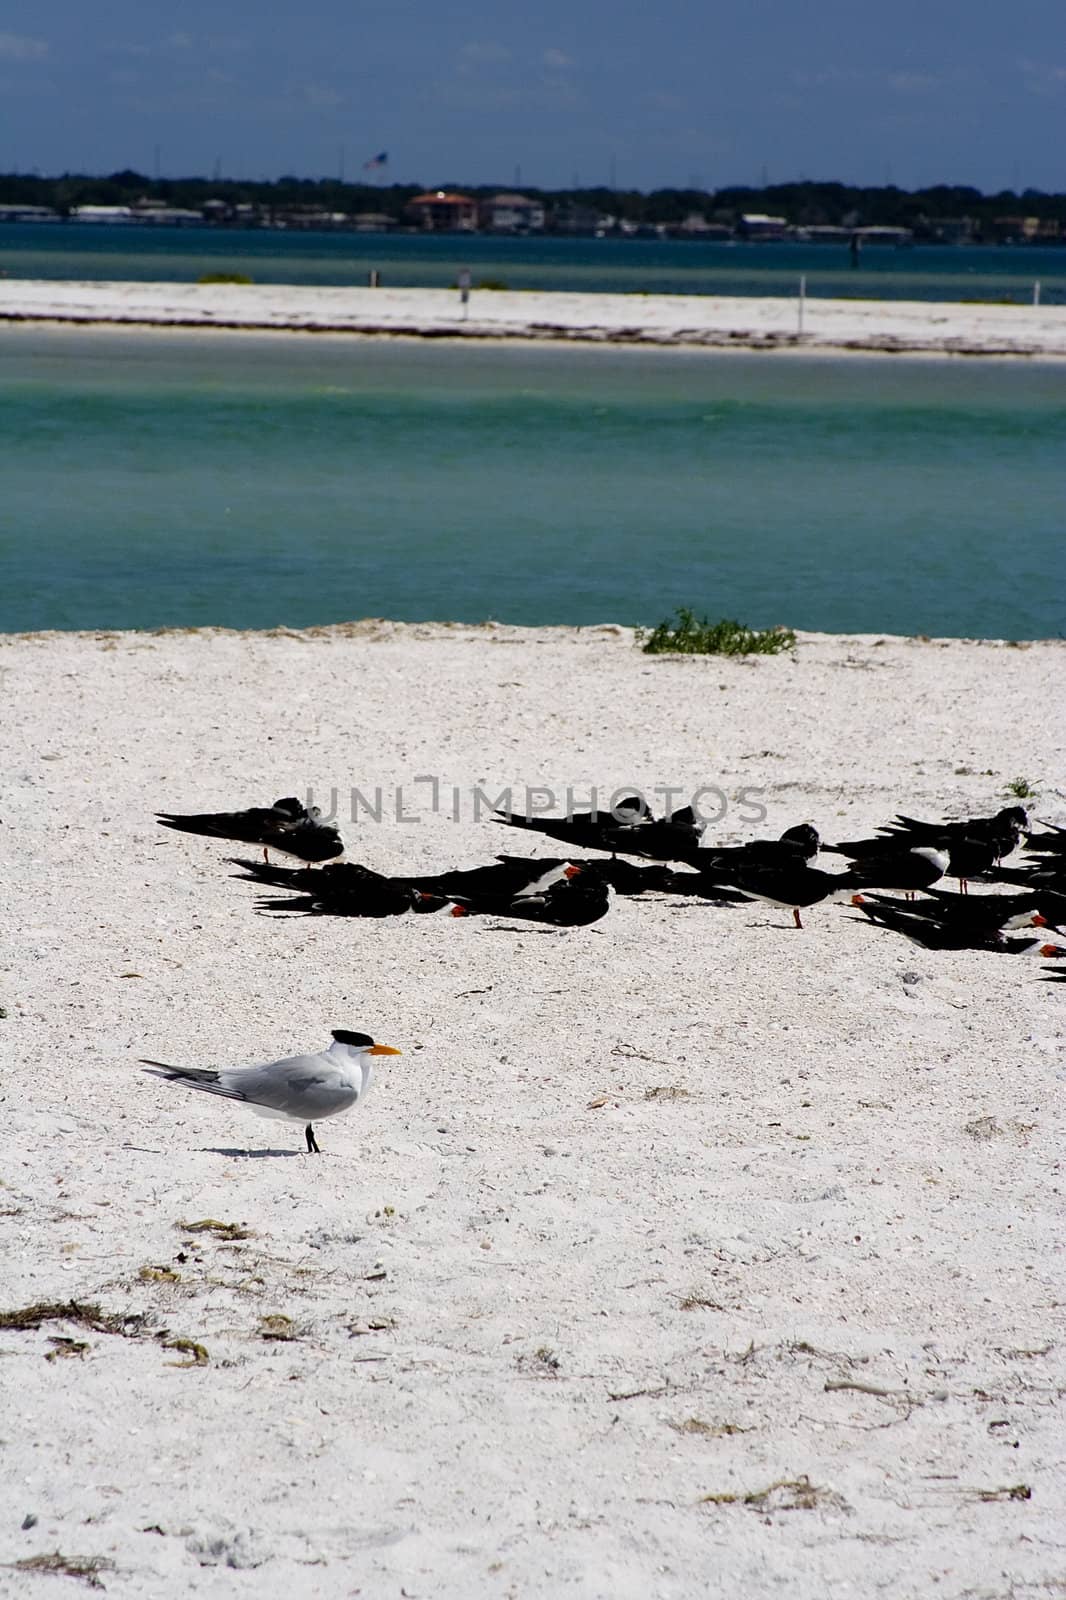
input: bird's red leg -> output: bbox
[793,907,803,930]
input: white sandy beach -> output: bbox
[2,623,1064,1598]
[3,279,1066,357]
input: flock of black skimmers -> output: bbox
[155,795,1065,974]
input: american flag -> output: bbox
[363,151,388,170]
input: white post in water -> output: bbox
[798,275,806,337]
[1033,280,1041,307]
[458,268,471,320]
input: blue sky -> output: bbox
[2,0,1064,192]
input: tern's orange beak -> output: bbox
[370,1044,402,1055]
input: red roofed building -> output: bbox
[406,191,478,232]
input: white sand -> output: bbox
[3,279,1066,357]
[2,624,1064,1598]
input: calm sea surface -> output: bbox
[3,221,1066,304]
[2,326,1063,638]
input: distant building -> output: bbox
[987,215,1060,243]
[797,224,852,243]
[550,202,602,235]
[352,211,396,232]
[71,205,135,224]
[737,212,788,240]
[0,203,60,222]
[129,198,203,226]
[480,192,545,233]
[271,207,350,230]
[671,213,733,239]
[853,225,913,246]
[926,216,977,245]
[406,191,478,231]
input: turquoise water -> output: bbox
[3,222,1066,304]
[2,326,1063,637]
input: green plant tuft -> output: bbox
[197,271,253,285]
[450,277,509,291]
[637,608,796,657]
[1006,776,1037,799]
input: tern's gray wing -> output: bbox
[220,1052,367,1118]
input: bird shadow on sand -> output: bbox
[203,1146,306,1160]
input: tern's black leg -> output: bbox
[305,1124,321,1154]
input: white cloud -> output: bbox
[106,37,178,59]
[458,40,512,72]
[295,80,345,109]
[640,89,685,112]
[0,31,48,61]
[888,71,941,95]
[1018,57,1066,93]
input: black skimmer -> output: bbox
[413,854,674,897]
[977,863,1066,925]
[142,1028,401,1153]
[486,855,675,897]
[871,807,1028,883]
[854,888,1048,935]
[696,860,852,928]
[691,823,820,876]
[887,805,1029,850]
[829,806,1027,869]
[827,842,949,897]
[158,796,343,864]
[492,798,702,863]
[491,795,649,855]
[850,898,1041,953]
[1039,945,1066,981]
[621,804,706,863]
[398,857,582,903]
[231,860,447,917]
[450,862,612,926]
[1024,821,1066,855]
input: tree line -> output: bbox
[3,171,1065,230]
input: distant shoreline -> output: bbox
[3,624,1061,649]
[3,280,1066,358]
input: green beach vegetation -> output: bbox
[638,608,797,656]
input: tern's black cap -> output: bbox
[332,1029,374,1047]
